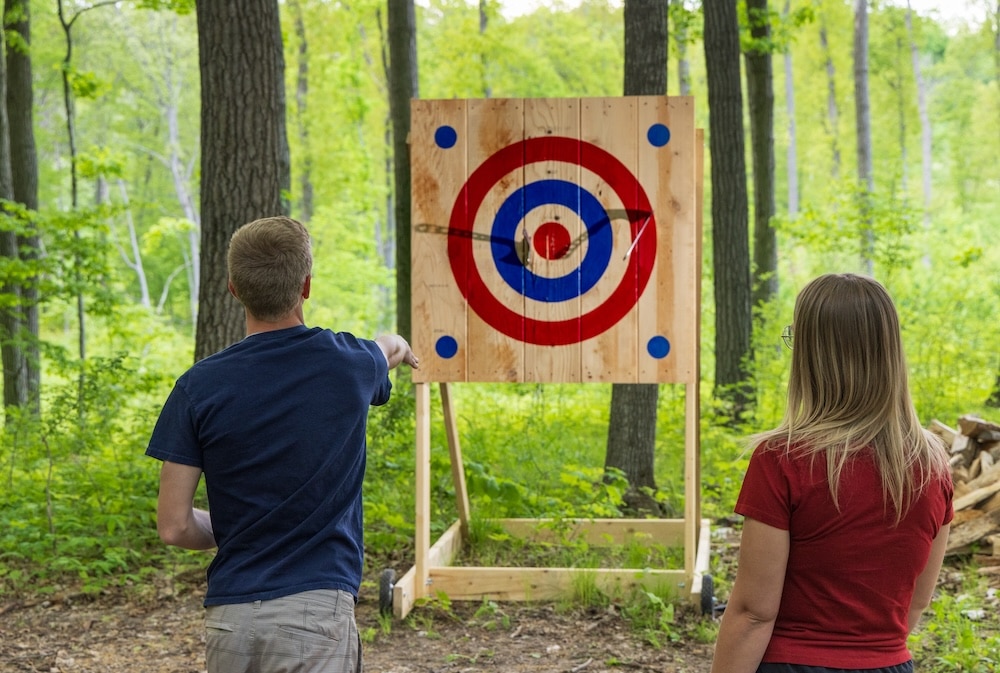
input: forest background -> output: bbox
[1,0,999,669]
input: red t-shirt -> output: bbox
[736,445,954,669]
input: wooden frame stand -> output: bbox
[390,379,710,620]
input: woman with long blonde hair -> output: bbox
[710,273,953,673]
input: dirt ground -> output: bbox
[0,565,720,673]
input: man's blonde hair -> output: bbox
[753,273,949,523]
[227,216,312,321]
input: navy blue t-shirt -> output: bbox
[146,325,391,606]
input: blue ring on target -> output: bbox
[490,180,613,303]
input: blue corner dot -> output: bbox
[647,123,671,147]
[647,336,671,359]
[435,335,458,359]
[435,125,458,149]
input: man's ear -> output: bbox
[302,275,311,300]
[228,280,238,299]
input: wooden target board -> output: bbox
[411,96,700,384]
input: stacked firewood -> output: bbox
[928,415,1000,555]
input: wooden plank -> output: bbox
[392,566,416,620]
[427,519,465,568]
[411,99,468,383]
[522,97,582,382]
[635,95,671,382]
[414,382,431,600]
[947,508,1000,552]
[639,97,701,383]
[684,379,699,579]
[441,383,471,532]
[670,98,700,384]
[981,490,1000,513]
[497,517,687,546]
[928,419,958,445]
[693,126,705,522]
[580,97,638,382]
[690,518,712,605]
[956,460,1000,495]
[954,476,1000,511]
[466,98,525,382]
[959,415,1000,441]
[684,124,704,578]
[427,566,687,602]
[393,520,465,620]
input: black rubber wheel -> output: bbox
[378,568,396,616]
[700,574,715,616]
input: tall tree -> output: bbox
[388,0,418,342]
[288,0,314,224]
[744,0,777,308]
[704,0,752,413]
[905,0,932,228]
[0,7,26,411]
[194,0,290,361]
[782,0,799,217]
[987,0,1000,409]
[3,0,39,412]
[671,0,694,95]
[56,0,106,370]
[819,8,842,179]
[854,0,874,274]
[604,0,668,515]
[479,0,491,98]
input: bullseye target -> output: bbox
[450,136,656,346]
[411,97,701,384]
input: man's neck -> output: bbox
[244,311,305,338]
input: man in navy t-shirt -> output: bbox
[147,216,418,673]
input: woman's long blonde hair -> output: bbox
[753,273,949,522]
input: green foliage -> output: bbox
[910,565,1000,672]
[0,351,182,596]
[133,0,195,14]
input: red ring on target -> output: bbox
[448,136,656,346]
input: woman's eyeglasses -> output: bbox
[781,325,793,350]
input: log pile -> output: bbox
[928,415,1000,555]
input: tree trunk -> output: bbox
[289,0,314,223]
[114,180,151,309]
[4,0,38,413]
[819,15,841,179]
[672,0,692,95]
[905,1,932,229]
[783,0,798,218]
[745,0,777,309]
[853,0,874,274]
[194,0,290,361]
[0,19,27,411]
[604,0,669,516]
[56,0,88,374]
[479,0,491,98]
[989,2,1000,409]
[388,0,418,342]
[704,0,753,413]
[892,21,908,195]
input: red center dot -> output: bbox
[532,222,572,260]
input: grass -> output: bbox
[910,557,1000,672]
